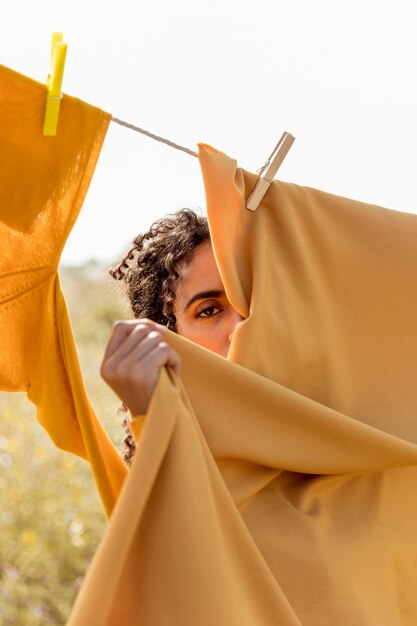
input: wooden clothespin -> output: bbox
[43,32,67,136]
[246,132,295,211]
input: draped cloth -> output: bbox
[1,64,417,625]
[0,66,127,516]
[68,147,417,625]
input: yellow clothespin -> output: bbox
[246,132,295,211]
[43,32,67,136]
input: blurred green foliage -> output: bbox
[0,262,130,625]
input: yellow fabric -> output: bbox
[2,64,416,623]
[0,66,127,517]
[68,145,417,625]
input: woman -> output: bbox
[100,209,243,462]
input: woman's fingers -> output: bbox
[109,330,165,378]
[101,320,143,362]
[100,320,180,416]
[101,319,160,366]
[123,341,181,415]
[141,341,181,376]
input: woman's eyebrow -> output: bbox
[184,290,224,311]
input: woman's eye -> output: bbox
[195,305,222,319]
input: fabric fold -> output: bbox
[68,369,301,625]
[167,332,417,476]
[199,144,417,434]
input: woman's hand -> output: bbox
[100,319,180,416]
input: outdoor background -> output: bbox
[0,264,129,625]
[1,0,417,623]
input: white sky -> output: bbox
[2,0,417,265]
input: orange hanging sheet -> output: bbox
[0,66,127,516]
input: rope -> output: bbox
[111,117,198,158]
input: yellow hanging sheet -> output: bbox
[1,64,417,624]
[67,145,417,625]
[0,66,127,517]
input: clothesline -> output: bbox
[111,117,295,211]
[111,116,198,158]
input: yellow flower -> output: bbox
[22,529,38,545]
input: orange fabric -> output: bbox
[0,66,127,516]
[68,145,417,625]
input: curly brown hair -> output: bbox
[109,208,210,465]
[110,208,210,330]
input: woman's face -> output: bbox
[173,241,244,358]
